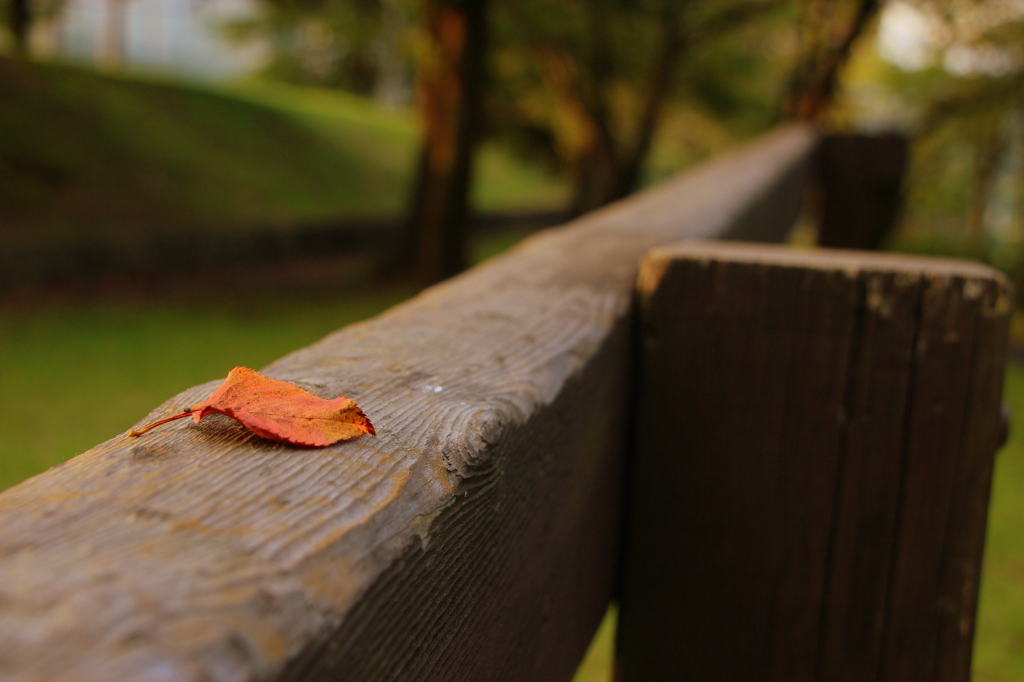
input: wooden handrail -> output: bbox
[0,126,816,681]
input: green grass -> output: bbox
[0,59,393,238]
[973,363,1024,681]
[0,58,566,250]
[0,285,415,490]
[572,607,616,682]
[230,78,568,213]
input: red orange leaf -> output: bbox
[128,366,375,446]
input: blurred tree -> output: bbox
[3,0,65,58]
[915,1,1024,244]
[375,0,410,106]
[102,0,128,69]
[865,0,1024,251]
[232,0,413,98]
[966,110,1007,241]
[236,0,800,281]
[494,0,784,216]
[237,0,489,283]
[8,0,29,56]
[781,0,883,121]
[404,0,488,283]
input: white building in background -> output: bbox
[36,0,268,81]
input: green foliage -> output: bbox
[488,0,794,206]
[834,2,1024,284]
[237,0,799,212]
[675,20,789,131]
[229,0,416,94]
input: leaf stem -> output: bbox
[128,409,194,437]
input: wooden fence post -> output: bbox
[618,242,1012,681]
[816,134,908,250]
[0,127,816,682]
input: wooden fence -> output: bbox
[0,125,1011,681]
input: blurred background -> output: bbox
[1,1,1022,679]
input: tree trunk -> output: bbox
[606,12,685,203]
[783,0,880,121]
[102,0,125,69]
[568,143,614,217]
[10,0,30,57]
[405,0,488,285]
[604,0,772,204]
[373,0,410,108]
[567,0,617,216]
[967,120,1004,243]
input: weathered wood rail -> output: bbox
[0,125,1010,682]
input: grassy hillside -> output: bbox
[229,78,567,214]
[0,58,565,250]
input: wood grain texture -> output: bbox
[0,126,817,681]
[619,242,1012,682]
[880,262,1014,682]
[818,269,920,681]
[932,258,1012,682]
